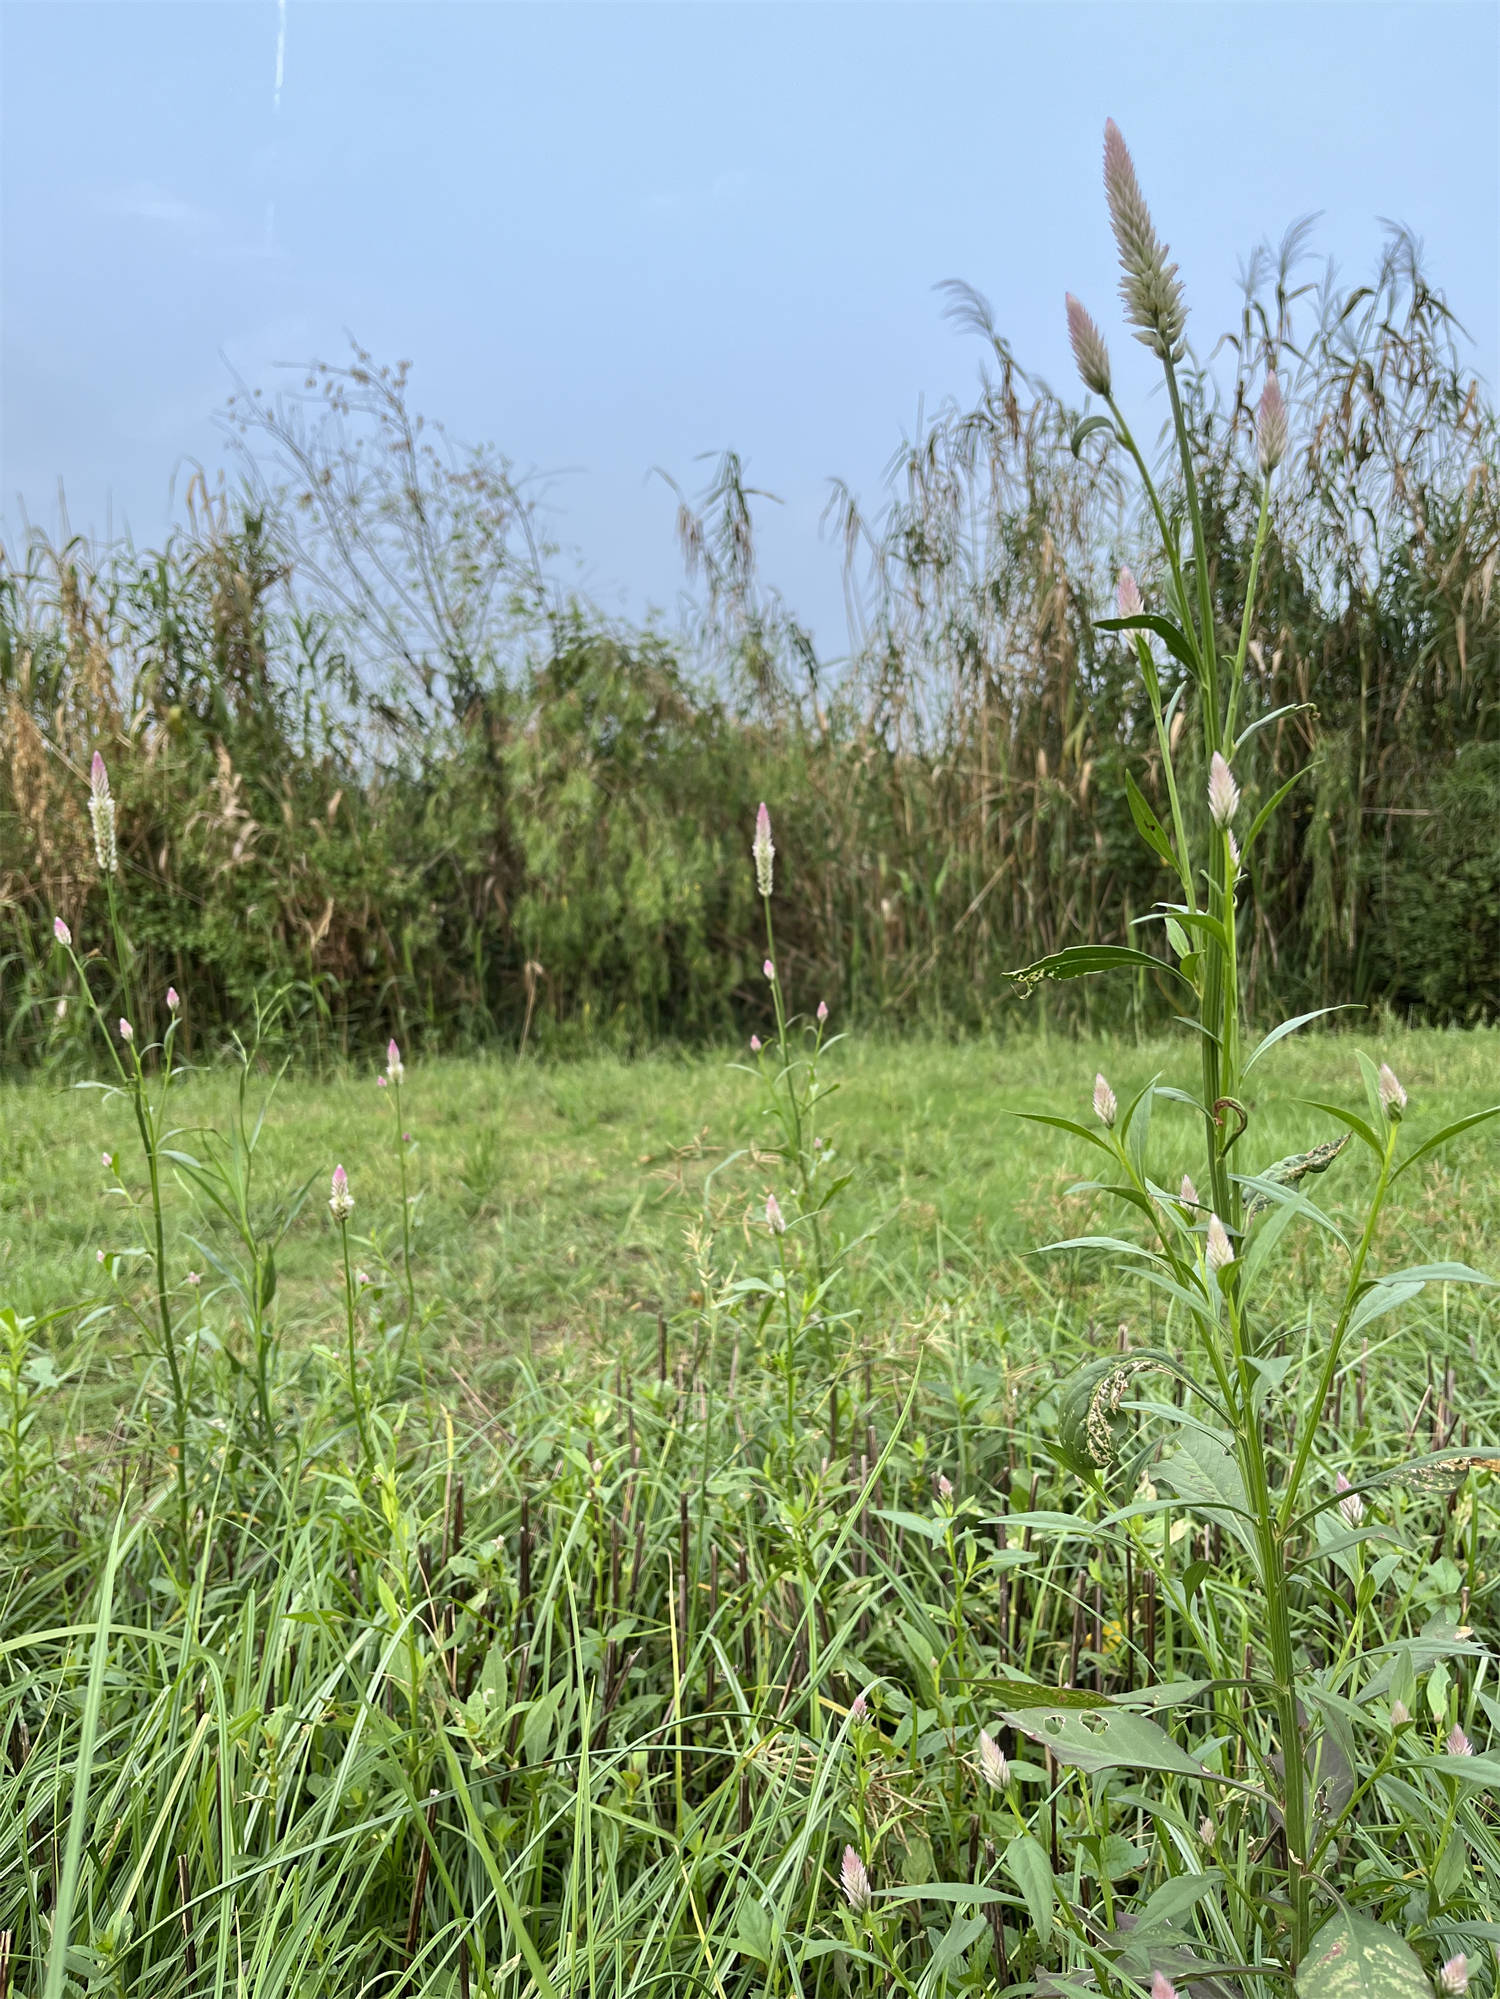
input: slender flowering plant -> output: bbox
[381,1037,417,1327]
[1005,117,1500,1976]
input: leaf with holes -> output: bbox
[997,1704,1213,1781]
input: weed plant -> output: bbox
[2,121,1500,1999]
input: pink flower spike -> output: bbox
[1257,372,1288,473]
[749,1034,762,1053]
[1116,567,1143,619]
[937,1473,954,1502]
[185,1270,201,1286]
[763,958,776,981]
[839,1844,871,1914]
[329,1164,354,1222]
[118,1018,134,1043]
[849,1690,869,1723]
[1390,1699,1410,1727]
[53,916,71,946]
[1439,1956,1469,1997]
[752,802,775,896]
[978,1728,1009,1790]
[402,1132,412,1144]
[1336,1471,1365,1528]
[101,1151,112,1169]
[765,1193,786,1234]
[1093,1073,1117,1127]
[1208,751,1240,828]
[386,1038,404,1083]
[376,1074,388,1088]
[1151,1976,1179,1999]
[1065,292,1112,397]
[1447,1723,1474,1757]
[90,751,109,798]
[166,987,180,1012]
[817,999,829,1023]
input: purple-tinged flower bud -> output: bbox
[839,1845,871,1914]
[376,1074,388,1088]
[1336,1472,1365,1528]
[1439,1957,1469,1997]
[403,1132,412,1145]
[1179,1174,1199,1208]
[1208,752,1240,829]
[97,1248,106,1265]
[1116,567,1143,619]
[119,1018,134,1044]
[749,1034,762,1053]
[1103,120,1186,361]
[1378,1063,1407,1121]
[1152,1974,1180,1999]
[329,1164,354,1223]
[1206,1213,1234,1273]
[937,1473,954,1502]
[978,1728,1010,1790]
[386,1038,404,1084]
[763,958,775,982]
[849,1690,869,1724]
[166,987,180,1012]
[765,1193,786,1234]
[817,1000,829,1023]
[53,916,71,946]
[1065,293,1112,397]
[1093,1073,1117,1127]
[102,1151,112,1169]
[1390,1699,1410,1727]
[752,802,775,897]
[185,1269,201,1286]
[1447,1723,1474,1757]
[1257,373,1288,474]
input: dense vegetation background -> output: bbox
[3,228,1497,1063]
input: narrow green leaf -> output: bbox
[1007,944,1192,990]
[1096,613,1200,676]
[1002,1834,1055,1946]
[1244,1008,1360,1076]
[1394,1105,1500,1180]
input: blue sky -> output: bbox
[3,1,1497,650]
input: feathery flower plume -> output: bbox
[166,987,180,1012]
[763,959,776,982]
[386,1038,405,1084]
[53,915,71,946]
[1206,1213,1234,1273]
[1439,1957,1469,1997]
[1336,1472,1365,1528]
[1378,1063,1407,1121]
[1065,293,1112,397]
[1208,751,1240,828]
[1116,567,1143,619]
[978,1728,1010,1790]
[765,1193,786,1234]
[118,1018,134,1044]
[329,1164,354,1223]
[1390,1700,1410,1727]
[1102,119,1186,360]
[1447,1723,1474,1757]
[749,1034,762,1052]
[1199,1815,1216,1846]
[88,751,118,875]
[839,1845,871,1914]
[752,802,775,897]
[1179,1174,1199,1207]
[817,999,829,1023]
[1093,1072,1117,1127]
[1257,373,1288,474]
[1152,1975,1180,1999]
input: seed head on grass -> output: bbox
[329,1164,354,1223]
[1102,119,1186,361]
[752,802,775,896]
[1065,294,1112,397]
[839,1845,871,1914]
[1093,1073,1117,1127]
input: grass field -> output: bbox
[3,1024,1500,1997]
